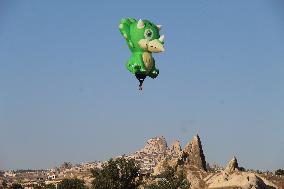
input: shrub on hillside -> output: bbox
[275,169,284,176]
[91,157,141,189]
[57,178,86,189]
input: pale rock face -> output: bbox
[168,140,182,158]
[142,136,168,155]
[224,156,239,173]
[152,140,182,176]
[152,158,169,176]
[152,135,209,189]
[128,136,168,174]
[182,134,207,171]
[205,157,278,189]
[129,135,280,189]
[205,171,278,189]
[170,140,181,152]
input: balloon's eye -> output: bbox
[144,29,153,40]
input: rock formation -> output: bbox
[129,135,281,189]
[170,140,181,150]
[224,156,239,173]
[205,171,278,189]
[142,136,168,155]
[151,135,209,188]
[182,134,207,171]
[205,157,278,189]
[128,136,168,174]
[168,140,182,158]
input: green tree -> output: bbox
[2,180,8,188]
[10,183,24,189]
[91,157,141,189]
[32,185,42,189]
[43,183,56,189]
[145,164,190,189]
[57,178,86,189]
[275,169,284,176]
[60,162,72,169]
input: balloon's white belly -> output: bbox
[142,52,153,73]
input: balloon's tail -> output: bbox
[138,79,144,90]
[135,73,146,91]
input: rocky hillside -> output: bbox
[2,135,283,189]
[129,135,282,189]
[127,136,181,174]
[206,156,282,189]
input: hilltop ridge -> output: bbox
[1,135,283,189]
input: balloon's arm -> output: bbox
[119,18,136,50]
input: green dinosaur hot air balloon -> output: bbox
[119,18,165,90]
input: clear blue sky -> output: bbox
[0,0,284,171]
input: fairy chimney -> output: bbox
[169,140,182,157]
[182,134,207,171]
[224,156,239,173]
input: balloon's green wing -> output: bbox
[119,18,136,50]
